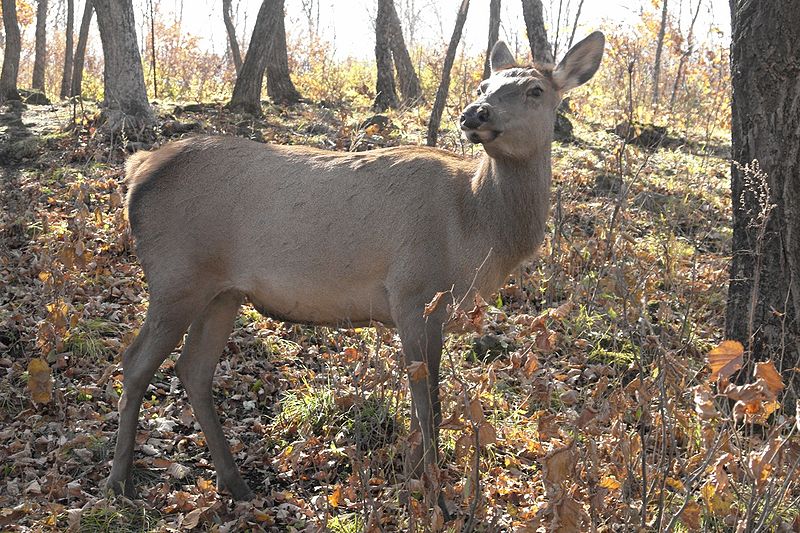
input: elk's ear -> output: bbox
[490,41,516,73]
[553,31,605,92]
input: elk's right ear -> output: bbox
[490,41,516,73]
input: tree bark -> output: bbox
[59,0,74,99]
[386,0,421,104]
[70,0,93,97]
[426,0,470,146]
[727,0,800,371]
[0,0,22,101]
[652,0,669,104]
[228,0,282,115]
[374,0,399,111]
[482,0,501,80]
[520,0,553,63]
[32,0,48,92]
[668,0,702,112]
[265,0,301,105]
[567,0,584,50]
[222,0,243,74]
[93,0,154,133]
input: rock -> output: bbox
[471,334,513,362]
[19,89,51,105]
[554,111,573,142]
[593,174,624,196]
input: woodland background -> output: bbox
[0,0,798,531]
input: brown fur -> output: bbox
[107,33,605,515]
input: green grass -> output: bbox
[61,504,161,533]
[328,513,364,533]
[65,318,120,360]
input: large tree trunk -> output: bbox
[373,0,399,112]
[426,0,470,146]
[222,0,242,74]
[483,0,501,80]
[70,0,93,97]
[520,0,553,63]
[727,0,800,373]
[265,0,301,105]
[93,0,154,134]
[652,0,669,105]
[0,0,22,101]
[386,0,421,104]
[228,0,282,115]
[59,0,74,98]
[32,0,48,92]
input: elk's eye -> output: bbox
[527,86,543,98]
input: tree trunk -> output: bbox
[482,0,501,80]
[520,0,553,63]
[668,0,702,113]
[265,0,301,105]
[93,0,154,134]
[0,0,22,101]
[70,0,93,97]
[387,0,421,104]
[727,0,800,372]
[222,0,243,74]
[59,0,74,99]
[426,0,470,146]
[374,0,399,112]
[32,0,48,92]
[228,0,281,115]
[652,0,668,105]
[567,0,584,50]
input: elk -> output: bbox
[107,33,604,515]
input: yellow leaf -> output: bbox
[598,476,621,490]
[666,477,685,491]
[707,340,744,382]
[27,358,53,405]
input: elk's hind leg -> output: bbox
[107,293,202,497]
[174,290,251,499]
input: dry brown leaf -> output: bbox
[407,361,428,381]
[423,291,447,317]
[551,492,586,532]
[693,384,717,420]
[468,397,486,424]
[477,422,497,447]
[542,444,576,486]
[754,361,783,396]
[27,358,53,405]
[181,508,204,530]
[523,354,540,376]
[707,340,744,383]
[681,501,702,531]
[454,433,473,462]
[550,300,573,320]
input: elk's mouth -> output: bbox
[462,128,501,144]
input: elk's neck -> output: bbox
[469,149,552,267]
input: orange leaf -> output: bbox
[407,361,428,381]
[754,361,783,396]
[707,340,744,382]
[542,444,576,486]
[328,485,342,508]
[423,291,447,317]
[681,501,702,531]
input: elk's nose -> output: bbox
[460,104,491,129]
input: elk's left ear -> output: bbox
[553,31,605,92]
[490,41,517,73]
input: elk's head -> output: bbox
[461,32,605,159]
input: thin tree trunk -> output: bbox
[59,0,74,98]
[426,0,470,146]
[222,0,242,74]
[32,0,48,92]
[520,0,553,63]
[228,0,282,115]
[148,0,157,98]
[552,0,563,59]
[727,0,800,370]
[93,0,154,133]
[266,0,301,105]
[483,0,501,80]
[70,0,93,97]
[668,0,702,112]
[652,0,669,105]
[387,0,421,104]
[0,0,22,101]
[567,0,584,49]
[374,0,399,111]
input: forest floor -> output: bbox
[1,97,797,532]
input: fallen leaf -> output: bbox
[27,358,53,404]
[328,485,342,508]
[598,476,621,490]
[550,301,573,320]
[707,340,744,383]
[681,500,702,531]
[754,361,783,396]
[478,422,497,447]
